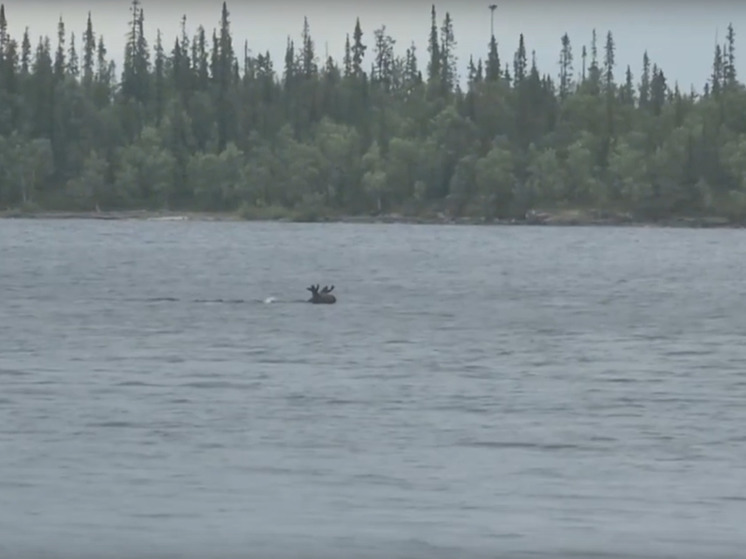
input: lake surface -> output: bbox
[1,218,745,559]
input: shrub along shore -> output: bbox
[0,206,736,229]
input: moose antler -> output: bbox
[306,282,337,304]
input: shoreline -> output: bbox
[0,208,741,229]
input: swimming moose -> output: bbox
[307,284,336,304]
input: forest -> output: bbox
[1,1,746,223]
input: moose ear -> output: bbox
[328,285,335,293]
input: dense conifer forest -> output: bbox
[1,1,745,222]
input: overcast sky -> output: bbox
[3,0,746,93]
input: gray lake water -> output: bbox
[1,218,746,559]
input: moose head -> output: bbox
[307,284,336,304]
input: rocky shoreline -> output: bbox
[0,207,740,229]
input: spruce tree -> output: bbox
[558,33,573,99]
[82,12,95,87]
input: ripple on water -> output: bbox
[457,439,594,452]
[0,368,28,377]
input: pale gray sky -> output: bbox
[4,0,746,93]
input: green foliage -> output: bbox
[1,2,746,221]
[114,125,176,208]
[476,143,517,218]
[0,132,53,205]
[64,149,108,209]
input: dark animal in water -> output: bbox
[307,284,336,304]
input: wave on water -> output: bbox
[193,298,254,304]
[120,296,306,305]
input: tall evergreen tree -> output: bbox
[67,32,79,78]
[439,11,457,94]
[513,34,527,85]
[639,51,650,109]
[619,65,635,105]
[373,25,395,90]
[343,33,352,77]
[153,29,165,124]
[215,1,235,150]
[54,17,65,80]
[486,35,500,82]
[351,18,366,78]
[82,12,96,87]
[426,5,441,88]
[558,33,574,99]
[283,37,296,89]
[586,29,601,94]
[299,16,317,79]
[711,42,723,96]
[603,30,615,95]
[725,23,736,87]
[121,0,150,103]
[650,64,667,115]
[0,4,8,71]
[20,27,31,75]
